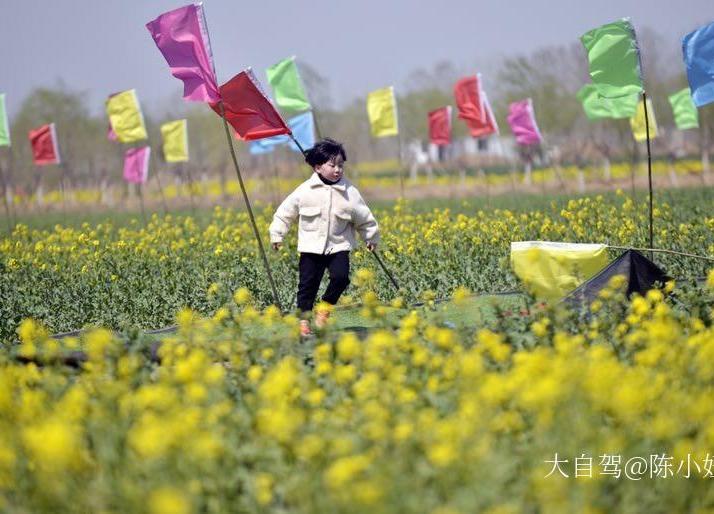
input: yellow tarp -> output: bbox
[366,86,398,138]
[629,98,658,142]
[106,89,147,143]
[160,119,189,163]
[510,241,609,301]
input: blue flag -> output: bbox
[682,21,714,108]
[248,111,315,155]
[248,139,277,155]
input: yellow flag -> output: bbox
[629,98,658,142]
[366,86,398,137]
[510,241,610,302]
[106,89,147,143]
[160,119,189,162]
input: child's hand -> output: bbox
[272,242,282,251]
[366,242,377,252]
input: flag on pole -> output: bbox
[577,84,639,119]
[668,88,699,130]
[266,56,311,114]
[454,75,499,138]
[28,123,61,165]
[106,90,148,143]
[366,86,398,137]
[454,75,486,127]
[123,146,151,184]
[161,119,189,162]
[249,111,315,155]
[146,3,220,103]
[682,21,714,108]
[0,94,10,146]
[581,19,643,99]
[507,99,542,145]
[210,69,290,141]
[630,98,658,142]
[428,106,452,146]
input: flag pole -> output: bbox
[58,164,68,225]
[183,163,197,215]
[290,134,306,156]
[370,248,400,291]
[0,155,12,234]
[218,101,282,311]
[137,183,148,225]
[151,152,169,214]
[311,109,324,141]
[642,91,654,260]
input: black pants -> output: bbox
[297,251,350,313]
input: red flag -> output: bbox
[471,92,499,138]
[211,68,290,141]
[428,106,452,146]
[28,123,61,165]
[454,75,485,125]
[454,75,498,138]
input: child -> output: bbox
[269,138,379,336]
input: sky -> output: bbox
[1,0,711,119]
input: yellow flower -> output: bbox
[23,418,85,473]
[337,333,361,361]
[324,454,370,490]
[334,364,357,385]
[255,473,274,506]
[427,442,457,467]
[452,286,471,306]
[247,365,263,383]
[233,287,252,305]
[149,487,191,514]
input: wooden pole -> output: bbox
[0,154,12,234]
[642,91,654,260]
[218,101,282,311]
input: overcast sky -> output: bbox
[1,0,711,118]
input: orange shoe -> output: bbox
[315,309,331,329]
[299,319,312,337]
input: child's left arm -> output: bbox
[353,190,379,247]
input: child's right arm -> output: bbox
[269,190,300,246]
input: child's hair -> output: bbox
[304,138,347,167]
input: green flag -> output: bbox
[668,88,699,130]
[266,56,311,113]
[577,84,638,119]
[581,19,643,99]
[0,94,10,147]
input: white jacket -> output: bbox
[269,173,379,254]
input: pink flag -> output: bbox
[146,3,221,103]
[507,99,542,146]
[428,106,452,146]
[28,123,61,165]
[210,68,290,141]
[123,146,151,184]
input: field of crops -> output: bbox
[2,187,713,342]
[2,187,714,512]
